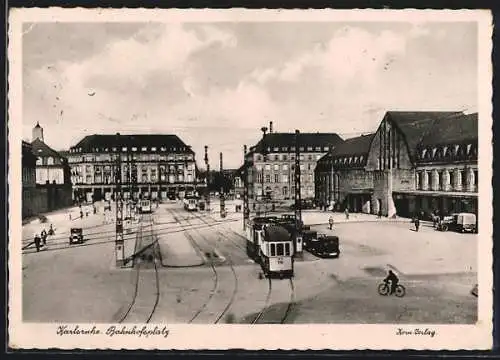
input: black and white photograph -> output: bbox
[8,8,492,350]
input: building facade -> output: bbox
[31,122,70,185]
[22,141,37,218]
[67,134,202,202]
[315,111,478,218]
[245,131,344,201]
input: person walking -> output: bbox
[378,209,382,219]
[34,233,41,252]
[41,229,47,246]
[344,207,350,220]
[415,217,420,232]
[328,216,334,230]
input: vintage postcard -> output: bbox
[8,8,493,350]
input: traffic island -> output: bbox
[158,232,205,267]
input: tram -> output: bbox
[245,216,294,278]
[139,199,152,214]
[183,196,199,211]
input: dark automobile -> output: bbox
[302,229,318,248]
[69,228,84,245]
[306,234,340,258]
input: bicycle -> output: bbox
[378,281,406,297]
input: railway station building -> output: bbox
[315,111,478,218]
[66,134,203,203]
[244,123,344,201]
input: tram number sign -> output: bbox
[277,257,284,265]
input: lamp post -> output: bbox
[243,144,249,229]
[204,145,210,212]
[260,126,268,215]
[220,152,226,218]
[294,129,303,255]
[114,133,125,267]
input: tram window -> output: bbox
[285,243,290,256]
[277,243,284,256]
[270,243,276,256]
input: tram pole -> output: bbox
[243,144,249,230]
[114,133,125,267]
[219,152,226,218]
[260,126,268,215]
[204,145,210,212]
[294,129,303,255]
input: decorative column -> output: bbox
[415,171,420,190]
[442,169,451,192]
[421,170,429,190]
[466,167,475,193]
[431,169,440,191]
[453,168,462,191]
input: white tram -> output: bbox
[183,196,199,211]
[139,199,152,214]
[246,217,294,278]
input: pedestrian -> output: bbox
[415,217,420,232]
[80,210,84,219]
[34,233,41,252]
[48,224,54,235]
[378,209,382,219]
[344,207,349,220]
[41,229,47,245]
[69,213,72,221]
[328,216,334,230]
[86,211,89,217]
[93,205,97,215]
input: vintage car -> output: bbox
[306,233,340,258]
[69,228,84,245]
[438,213,477,233]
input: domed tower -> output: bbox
[32,122,44,142]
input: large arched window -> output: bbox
[47,156,54,165]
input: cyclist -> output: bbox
[384,270,399,295]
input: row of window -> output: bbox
[255,173,314,184]
[72,174,194,185]
[70,145,191,154]
[255,153,323,162]
[268,242,292,257]
[68,154,194,163]
[71,164,192,174]
[36,156,62,166]
[418,143,477,161]
[255,163,316,171]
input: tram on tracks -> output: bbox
[183,195,199,211]
[139,199,152,214]
[245,216,294,278]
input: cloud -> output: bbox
[249,26,407,86]
[22,22,477,168]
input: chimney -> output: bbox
[269,121,273,133]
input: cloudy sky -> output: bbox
[22,21,477,168]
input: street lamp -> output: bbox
[260,126,268,215]
[204,145,210,211]
[243,144,249,230]
[114,133,125,267]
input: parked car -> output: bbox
[306,233,340,258]
[439,213,477,233]
[69,228,84,245]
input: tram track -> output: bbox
[170,208,239,324]
[118,214,160,324]
[251,278,295,324]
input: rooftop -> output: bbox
[30,138,67,165]
[70,134,194,154]
[251,132,344,154]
